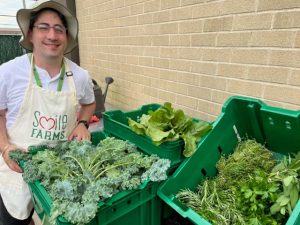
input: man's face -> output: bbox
[29,10,68,59]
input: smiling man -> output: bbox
[0,1,95,224]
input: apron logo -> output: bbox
[39,116,55,130]
[31,110,68,141]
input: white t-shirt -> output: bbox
[0,54,95,128]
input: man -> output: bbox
[0,1,96,224]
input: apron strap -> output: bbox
[28,53,66,92]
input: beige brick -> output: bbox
[178,48,202,60]
[227,79,263,97]
[160,47,178,58]
[160,23,179,34]
[179,20,203,34]
[176,95,198,109]
[233,13,272,30]
[248,66,289,84]
[191,33,216,47]
[181,0,207,6]
[273,11,300,29]
[131,46,148,56]
[171,7,194,21]
[138,13,153,24]
[130,4,144,15]
[153,58,170,69]
[118,6,130,17]
[169,59,191,71]
[144,47,160,57]
[203,16,233,32]
[159,70,179,82]
[269,50,300,68]
[152,35,170,46]
[191,62,217,75]
[289,70,300,87]
[136,74,152,86]
[119,27,129,36]
[178,72,200,85]
[158,90,177,102]
[144,0,160,13]
[281,102,300,111]
[125,0,146,6]
[231,49,269,65]
[188,86,212,100]
[220,0,255,15]
[211,90,233,104]
[144,24,160,35]
[119,16,138,26]
[170,35,191,46]
[143,86,159,98]
[250,31,295,48]
[126,55,139,65]
[217,63,247,79]
[143,67,160,78]
[192,2,221,19]
[200,75,227,90]
[258,0,300,11]
[161,0,180,9]
[197,99,220,116]
[217,32,251,47]
[202,48,232,63]
[264,85,300,105]
[153,11,171,23]
[295,32,300,48]
[139,56,153,66]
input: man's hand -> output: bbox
[68,123,91,141]
[1,144,23,173]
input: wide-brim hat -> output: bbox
[16,0,78,54]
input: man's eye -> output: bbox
[39,26,49,31]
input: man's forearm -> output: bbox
[77,102,96,122]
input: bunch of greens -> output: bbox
[128,102,212,157]
[11,137,170,225]
[176,140,300,225]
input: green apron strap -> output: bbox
[28,53,66,92]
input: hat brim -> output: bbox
[17,0,78,54]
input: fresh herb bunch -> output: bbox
[176,139,298,225]
[128,102,212,157]
[13,137,171,225]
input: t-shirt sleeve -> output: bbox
[0,66,8,110]
[79,76,95,105]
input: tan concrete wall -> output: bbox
[75,0,300,122]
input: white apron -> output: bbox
[0,55,78,220]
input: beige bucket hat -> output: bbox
[16,0,78,54]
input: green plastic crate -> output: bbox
[103,104,209,167]
[157,96,300,225]
[28,131,162,225]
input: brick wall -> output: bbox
[75,0,300,121]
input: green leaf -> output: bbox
[283,176,294,187]
[128,118,146,135]
[270,202,281,214]
[278,195,290,206]
[290,186,299,209]
[280,207,286,215]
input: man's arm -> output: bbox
[68,102,96,141]
[0,109,22,173]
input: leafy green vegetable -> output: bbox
[13,137,171,225]
[128,102,212,157]
[176,139,296,225]
[269,152,300,216]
